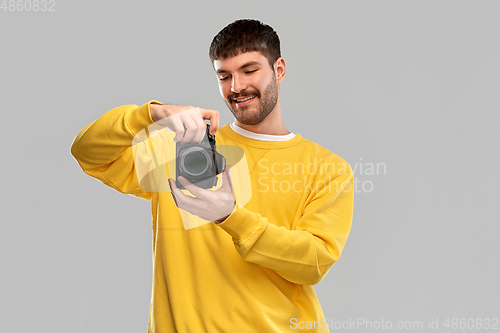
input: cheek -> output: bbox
[254,75,270,93]
[219,84,230,99]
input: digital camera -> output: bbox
[175,124,226,190]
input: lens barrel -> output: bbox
[180,148,211,176]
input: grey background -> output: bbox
[1,1,499,332]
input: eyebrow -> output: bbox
[216,61,261,74]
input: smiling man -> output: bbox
[215,52,283,132]
[71,19,354,333]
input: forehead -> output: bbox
[213,51,268,72]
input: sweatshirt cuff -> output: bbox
[215,204,266,243]
[125,100,163,135]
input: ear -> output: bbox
[274,57,286,84]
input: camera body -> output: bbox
[175,124,226,190]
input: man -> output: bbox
[71,19,354,333]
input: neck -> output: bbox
[234,100,289,135]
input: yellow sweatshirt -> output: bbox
[71,101,354,333]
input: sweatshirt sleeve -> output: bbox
[70,101,163,201]
[216,164,354,286]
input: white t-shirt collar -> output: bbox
[229,121,296,142]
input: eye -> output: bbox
[219,76,229,81]
[245,70,257,74]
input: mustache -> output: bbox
[229,90,260,101]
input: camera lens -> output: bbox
[181,148,210,176]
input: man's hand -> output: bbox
[168,165,236,224]
[150,104,220,143]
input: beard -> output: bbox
[225,77,279,125]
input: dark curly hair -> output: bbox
[209,19,281,70]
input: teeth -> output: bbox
[235,96,255,102]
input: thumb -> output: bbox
[222,164,235,195]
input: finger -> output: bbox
[168,116,185,143]
[221,165,235,196]
[168,181,179,207]
[168,178,180,207]
[199,109,219,135]
[178,113,198,144]
[168,178,198,207]
[177,176,210,199]
[190,108,208,143]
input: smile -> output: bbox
[233,95,256,106]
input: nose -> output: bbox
[231,74,246,94]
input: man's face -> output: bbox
[214,51,279,125]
